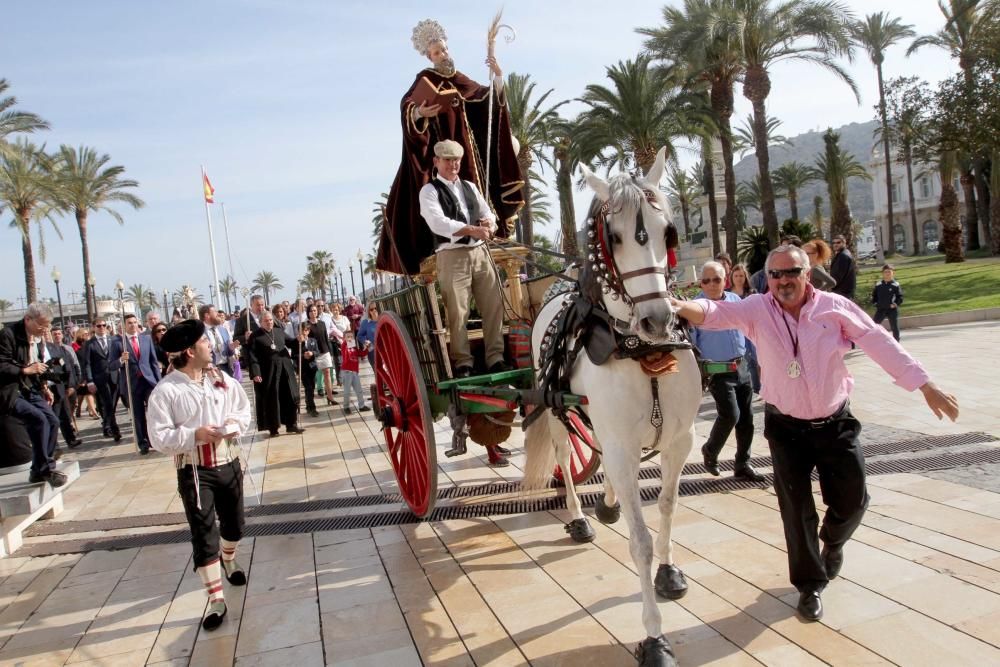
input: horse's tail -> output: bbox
[521,409,557,493]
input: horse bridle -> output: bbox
[585,188,673,308]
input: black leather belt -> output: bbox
[764,401,849,428]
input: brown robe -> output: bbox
[377,68,524,275]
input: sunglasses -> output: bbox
[767,267,805,279]
[94,323,107,328]
[700,277,723,285]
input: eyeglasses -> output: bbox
[94,323,107,328]
[767,267,805,279]
[700,277,723,285]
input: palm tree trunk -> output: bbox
[679,198,690,238]
[19,208,37,304]
[224,292,232,313]
[788,188,799,222]
[77,210,95,323]
[904,144,919,255]
[518,158,535,277]
[877,63,896,256]
[940,183,964,263]
[744,67,779,249]
[556,157,578,257]
[974,158,991,251]
[704,156,721,256]
[992,151,1000,256]
[712,82,739,259]
[960,171,979,250]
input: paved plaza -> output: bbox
[1,320,999,666]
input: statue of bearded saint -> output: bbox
[376,18,524,276]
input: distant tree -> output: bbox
[771,161,814,221]
[127,284,158,314]
[252,271,283,306]
[370,192,388,248]
[732,113,791,159]
[737,225,770,274]
[809,195,827,239]
[811,129,871,249]
[0,79,49,159]
[666,166,699,238]
[218,275,238,312]
[306,250,335,302]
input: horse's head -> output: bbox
[580,147,677,343]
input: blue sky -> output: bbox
[2,0,956,309]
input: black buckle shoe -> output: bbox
[286,425,305,434]
[797,591,823,622]
[488,361,512,374]
[733,464,765,482]
[701,445,720,476]
[453,366,473,379]
[822,544,844,579]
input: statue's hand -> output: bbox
[417,101,441,118]
[485,55,502,79]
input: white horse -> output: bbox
[522,148,702,665]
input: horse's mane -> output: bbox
[578,172,674,303]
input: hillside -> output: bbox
[735,120,879,225]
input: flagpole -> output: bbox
[201,166,222,307]
[221,202,236,283]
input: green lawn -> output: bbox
[855,249,1000,317]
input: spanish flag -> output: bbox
[203,172,215,203]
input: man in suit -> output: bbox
[199,304,236,376]
[0,303,68,486]
[830,235,857,300]
[110,313,161,454]
[44,330,82,449]
[85,317,122,441]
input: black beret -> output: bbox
[160,319,206,353]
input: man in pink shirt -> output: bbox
[672,244,959,623]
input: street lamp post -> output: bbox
[348,264,356,298]
[51,267,65,330]
[356,250,367,304]
[339,270,346,304]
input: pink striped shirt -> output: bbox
[697,285,929,419]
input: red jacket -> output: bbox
[340,340,361,373]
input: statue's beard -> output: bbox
[433,58,455,76]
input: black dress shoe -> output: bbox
[139,448,150,456]
[28,470,68,487]
[454,366,473,379]
[67,439,83,449]
[307,409,319,417]
[488,361,512,374]
[733,464,765,482]
[822,544,844,579]
[112,432,122,442]
[286,425,305,434]
[268,429,280,437]
[797,591,823,622]
[701,445,720,476]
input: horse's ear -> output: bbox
[580,164,610,202]
[645,147,668,187]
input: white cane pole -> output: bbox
[115,281,141,453]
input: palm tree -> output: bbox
[506,72,565,250]
[0,80,49,158]
[0,140,59,303]
[880,76,930,255]
[811,129,871,247]
[725,0,858,248]
[547,116,584,257]
[641,3,740,256]
[127,284,158,314]
[218,275,237,312]
[666,166,700,238]
[172,285,203,316]
[809,195,827,239]
[851,12,916,256]
[936,150,965,262]
[737,177,764,214]
[771,161,814,221]
[370,193,388,248]
[306,250,335,301]
[732,113,791,158]
[298,269,324,299]
[576,56,706,175]
[51,145,144,323]
[252,271,282,306]
[736,225,771,273]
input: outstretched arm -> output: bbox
[919,382,959,421]
[669,298,706,326]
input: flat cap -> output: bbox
[160,319,206,353]
[434,139,464,159]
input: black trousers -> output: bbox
[51,389,76,445]
[120,378,155,450]
[764,403,869,594]
[94,379,120,435]
[873,308,900,341]
[703,363,755,466]
[12,392,58,475]
[302,363,317,412]
[177,460,245,568]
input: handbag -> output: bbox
[315,352,334,370]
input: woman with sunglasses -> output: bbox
[356,302,379,366]
[151,324,170,374]
[803,239,837,292]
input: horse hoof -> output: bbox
[594,497,621,524]
[654,563,688,600]
[564,518,596,543]
[634,634,677,667]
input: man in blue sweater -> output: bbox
[691,261,764,482]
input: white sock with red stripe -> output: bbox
[220,538,239,563]
[197,558,225,604]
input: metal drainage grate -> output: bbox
[25,431,998,538]
[17,445,1000,557]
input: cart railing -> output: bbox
[372,284,446,386]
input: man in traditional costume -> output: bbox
[146,320,251,631]
[247,311,304,437]
[377,18,524,275]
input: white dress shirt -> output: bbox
[418,175,496,251]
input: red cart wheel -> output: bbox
[373,312,438,517]
[553,412,601,486]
